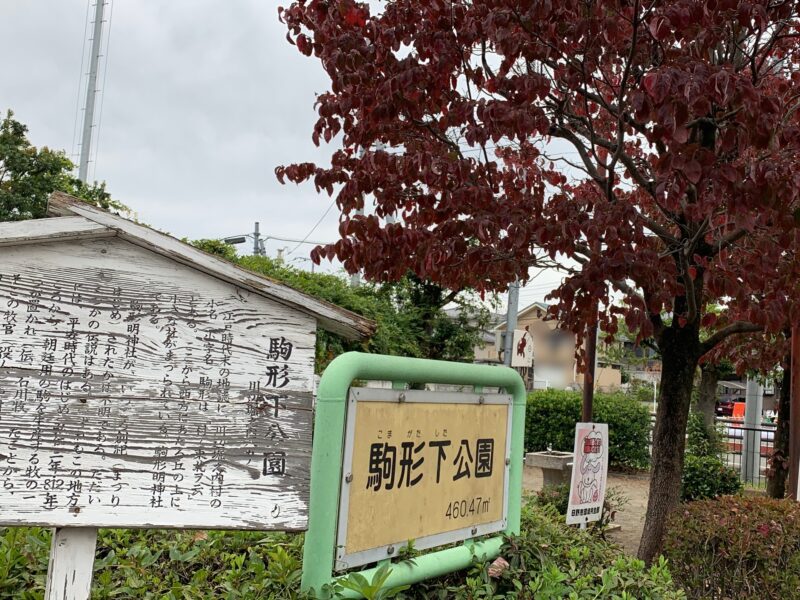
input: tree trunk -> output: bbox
[696,363,719,429]
[767,361,791,498]
[637,325,700,563]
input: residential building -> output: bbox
[475,301,622,392]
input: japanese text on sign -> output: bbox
[566,422,609,525]
[337,393,511,568]
[0,251,313,531]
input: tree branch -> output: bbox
[701,321,764,354]
[712,227,749,254]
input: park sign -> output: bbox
[300,353,526,594]
[0,193,373,596]
[566,422,609,526]
[335,388,512,569]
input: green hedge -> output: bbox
[680,455,742,502]
[664,496,800,599]
[681,412,742,502]
[0,499,684,599]
[525,389,651,470]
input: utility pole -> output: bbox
[349,223,362,287]
[253,222,262,256]
[741,377,763,484]
[78,0,106,182]
[502,280,520,367]
[582,317,598,422]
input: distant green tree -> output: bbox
[0,110,124,221]
[191,243,493,371]
[191,238,239,262]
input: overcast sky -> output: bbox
[1,0,563,307]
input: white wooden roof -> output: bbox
[0,192,374,340]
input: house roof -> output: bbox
[0,192,375,340]
[493,301,550,331]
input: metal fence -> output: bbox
[717,418,776,488]
[647,415,776,487]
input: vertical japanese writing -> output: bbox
[0,268,309,526]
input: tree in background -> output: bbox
[0,110,123,221]
[278,1,800,560]
[192,240,494,371]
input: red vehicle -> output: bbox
[715,399,735,417]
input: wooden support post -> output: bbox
[582,320,597,423]
[789,324,800,501]
[44,527,98,600]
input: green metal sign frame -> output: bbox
[301,352,527,597]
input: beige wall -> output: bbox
[482,304,621,392]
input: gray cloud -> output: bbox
[1,0,340,258]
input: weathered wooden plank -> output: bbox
[0,237,315,530]
[47,192,375,341]
[0,216,112,247]
[44,527,97,600]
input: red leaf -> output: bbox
[684,160,702,184]
[296,34,312,56]
[648,16,670,40]
[344,7,367,27]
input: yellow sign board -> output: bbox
[336,390,511,569]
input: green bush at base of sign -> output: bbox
[533,484,629,534]
[0,499,683,599]
[525,389,652,470]
[664,496,800,600]
[408,501,683,599]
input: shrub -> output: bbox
[681,455,742,501]
[685,411,723,458]
[0,527,307,599]
[525,389,651,469]
[663,495,800,599]
[532,484,629,535]
[406,500,684,599]
[0,500,684,600]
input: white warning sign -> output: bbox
[566,422,609,525]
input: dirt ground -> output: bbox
[522,466,651,555]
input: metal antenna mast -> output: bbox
[78,0,106,182]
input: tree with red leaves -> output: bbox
[277,0,800,560]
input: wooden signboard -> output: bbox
[0,237,314,531]
[335,388,512,570]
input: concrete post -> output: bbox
[740,377,763,484]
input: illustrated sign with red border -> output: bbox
[566,422,608,525]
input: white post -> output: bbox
[741,377,763,484]
[44,527,98,600]
[652,379,657,414]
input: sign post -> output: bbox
[301,352,526,595]
[566,423,609,527]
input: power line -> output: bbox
[287,200,336,256]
